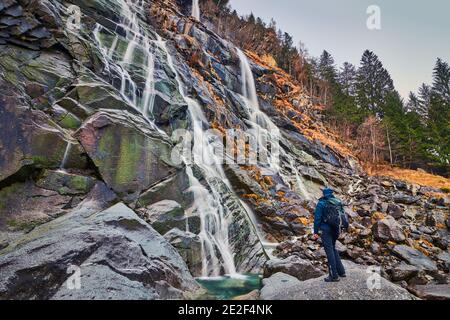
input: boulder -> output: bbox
[75,110,181,203]
[409,285,450,300]
[437,251,450,269]
[260,261,415,300]
[65,79,143,117]
[0,180,72,232]
[372,216,406,243]
[404,208,418,220]
[164,228,203,276]
[432,230,449,250]
[0,202,198,300]
[393,193,419,205]
[425,213,437,227]
[392,245,438,271]
[136,169,192,208]
[233,289,260,301]
[138,200,200,235]
[263,255,324,281]
[36,170,96,196]
[387,204,404,219]
[389,263,420,282]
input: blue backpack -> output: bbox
[323,198,349,232]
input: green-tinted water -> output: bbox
[196,274,262,300]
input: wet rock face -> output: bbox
[0,0,58,50]
[1,0,270,290]
[0,81,85,182]
[164,228,203,276]
[137,199,200,235]
[75,110,181,203]
[0,203,199,300]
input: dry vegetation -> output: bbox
[368,166,450,191]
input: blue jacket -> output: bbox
[314,195,341,234]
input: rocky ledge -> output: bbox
[260,261,417,300]
[0,183,200,300]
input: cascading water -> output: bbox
[90,0,261,278]
[191,0,200,21]
[237,49,281,174]
[59,142,72,171]
[237,48,312,201]
[90,0,266,278]
[236,48,317,251]
[93,0,157,126]
[155,35,240,277]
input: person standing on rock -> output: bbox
[313,188,348,282]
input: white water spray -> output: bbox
[237,48,313,226]
[191,0,200,21]
[93,0,157,125]
[59,142,72,171]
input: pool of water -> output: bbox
[196,274,262,300]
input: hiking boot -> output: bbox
[324,276,340,282]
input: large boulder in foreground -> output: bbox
[0,200,199,300]
[260,261,416,300]
[75,110,181,203]
[263,255,324,281]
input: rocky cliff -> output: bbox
[0,0,448,300]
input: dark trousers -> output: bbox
[321,227,346,278]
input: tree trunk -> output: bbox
[386,126,393,164]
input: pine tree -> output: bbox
[382,91,425,167]
[339,62,357,96]
[318,50,337,83]
[407,92,420,112]
[432,58,450,102]
[324,56,365,127]
[356,50,395,116]
[425,58,450,174]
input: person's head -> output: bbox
[322,188,334,198]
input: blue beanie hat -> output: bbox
[323,188,334,197]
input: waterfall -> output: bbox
[59,142,72,171]
[156,36,239,277]
[191,0,200,21]
[237,48,281,174]
[237,49,313,205]
[92,0,249,278]
[93,0,157,126]
[290,159,312,201]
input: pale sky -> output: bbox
[228,0,450,99]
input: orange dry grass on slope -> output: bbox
[369,166,450,191]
